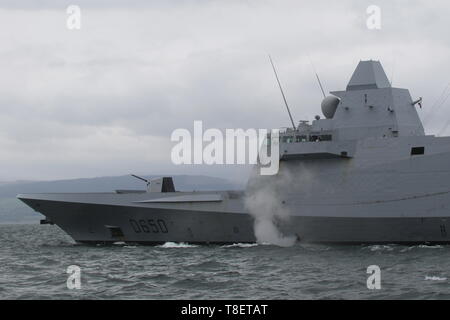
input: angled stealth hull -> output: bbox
[18,191,256,244]
[16,192,450,244]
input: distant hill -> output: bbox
[0,175,244,224]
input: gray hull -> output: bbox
[18,193,256,244]
[17,189,450,244]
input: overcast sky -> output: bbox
[0,0,449,182]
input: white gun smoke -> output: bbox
[244,162,313,247]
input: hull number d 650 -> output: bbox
[129,219,169,234]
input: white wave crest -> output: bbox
[158,242,198,248]
[425,276,447,281]
[418,245,443,249]
[222,243,259,248]
[368,245,395,252]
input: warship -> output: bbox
[17,60,450,244]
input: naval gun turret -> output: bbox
[115,175,176,194]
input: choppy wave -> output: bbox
[2,224,450,299]
[425,276,447,281]
[157,242,198,248]
[221,243,259,248]
[367,245,395,252]
[418,245,444,249]
[401,244,444,252]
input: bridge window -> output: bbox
[309,135,332,142]
[296,135,307,142]
[411,147,425,156]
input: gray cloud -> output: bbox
[0,0,449,181]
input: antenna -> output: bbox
[438,116,450,136]
[315,73,326,99]
[436,92,450,136]
[423,82,450,125]
[268,55,296,130]
[411,97,423,108]
[307,56,326,98]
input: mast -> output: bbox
[269,55,296,130]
